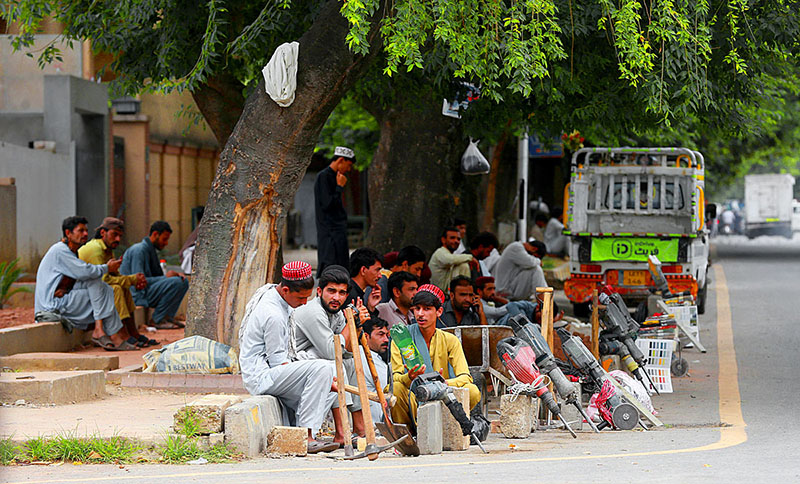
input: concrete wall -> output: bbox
[0,141,76,269]
[140,91,218,147]
[0,113,44,147]
[0,179,17,262]
[112,117,150,245]
[0,36,82,113]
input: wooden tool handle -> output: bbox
[359,332,394,425]
[343,384,396,406]
[333,334,352,448]
[344,307,378,460]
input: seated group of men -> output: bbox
[33,216,190,351]
[238,227,560,453]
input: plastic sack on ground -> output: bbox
[142,335,239,374]
[609,369,656,415]
[460,139,490,175]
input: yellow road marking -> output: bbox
[6,264,746,484]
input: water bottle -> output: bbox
[390,324,425,371]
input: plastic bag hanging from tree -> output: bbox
[460,139,490,175]
[262,41,299,107]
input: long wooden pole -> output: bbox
[333,334,352,456]
[344,307,378,460]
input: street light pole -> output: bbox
[517,132,529,241]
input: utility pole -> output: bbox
[517,132,529,241]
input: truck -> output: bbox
[743,174,795,239]
[562,147,710,315]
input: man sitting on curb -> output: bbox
[34,216,136,351]
[360,317,392,424]
[376,271,419,328]
[474,276,537,326]
[238,261,339,454]
[121,221,189,329]
[495,240,548,301]
[289,265,368,447]
[79,217,157,348]
[390,284,481,426]
[438,276,487,328]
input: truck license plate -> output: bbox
[622,270,648,286]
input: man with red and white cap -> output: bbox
[238,261,339,454]
[389,284,481,426]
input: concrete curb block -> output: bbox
[223,395,284,458]
[0,322,90,357]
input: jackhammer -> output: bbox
[597,289,659,395]
[557,329,640,430]
[410,373,488,453]
[507,314,598,433]
[497,337,577,438]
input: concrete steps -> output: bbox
[0,370,106,404]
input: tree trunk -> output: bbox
[191,72,245,148]
[186,0,384,346]
[364,89,482,257]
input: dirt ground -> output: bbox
[0,307,35,329]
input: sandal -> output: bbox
[307,440,339,454]
[167,317,186,329]
[103,340,139,351]
[151,320,180,330]
[91,335,114,349]
[136,335,159,347]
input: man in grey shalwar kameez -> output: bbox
[289,265,368,445]
[34,216,134,350]
[494,240,548,301]
[238,261,339,454]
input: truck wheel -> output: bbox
[573,302,591,318]
[633,301,649,323]
[697,281,708,314]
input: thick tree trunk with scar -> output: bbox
[186,0,384,346]
[364,88,482,257]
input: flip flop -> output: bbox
[136,335,159,347]
[103,340,139,351]
[307,440,339,454]
[167,317,186,328]
[91,335,114,349]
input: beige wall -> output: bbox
[140,91,219,147]
[0,36,82,113]
[112,116,150,245]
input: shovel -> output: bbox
[359,329,420,456]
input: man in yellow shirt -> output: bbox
[78,218,157,347]
[390,284,480,425]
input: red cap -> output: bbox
[475,276,494,287]
[417,284,445,305]
[281,261,312,281]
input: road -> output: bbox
[3,236,800,483]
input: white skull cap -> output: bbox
[334,146,355,160]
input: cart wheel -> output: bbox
[671,356,689,377]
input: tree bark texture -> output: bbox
[191,72,246,148]
[365,90,483,257]
[186,0,384,346]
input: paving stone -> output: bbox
[416,402,443,455]
[0,371,105,404]
[174,394,243,434]
[500,394,534,438]
[0,352,119,372]
[0,322,90,357]
[441,387,470,451]
[266,426,307,456]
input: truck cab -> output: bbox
[563,147,710,315]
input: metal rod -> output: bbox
[557,414,578,439]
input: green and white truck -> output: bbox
[562,147,710,315]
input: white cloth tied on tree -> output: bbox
[262,41,299,107]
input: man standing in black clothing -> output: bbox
[315,146,355,276]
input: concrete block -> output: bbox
[224,400,266,458]
[500,394,533,438]
[0,352,119,372]
[416,402,443,455]
[441,387,470,451]
[244,395,284,436]
[266,426,307,456]
[223,395,284,458]
[175,394,243,434]
[0,370,105,404]
[106,364,143,384]
[196,432,225,451]
[0,322,91,357]
[558,383,584,431]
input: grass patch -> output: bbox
[0,438,22,465]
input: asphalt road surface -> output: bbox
[3,236,799,483]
